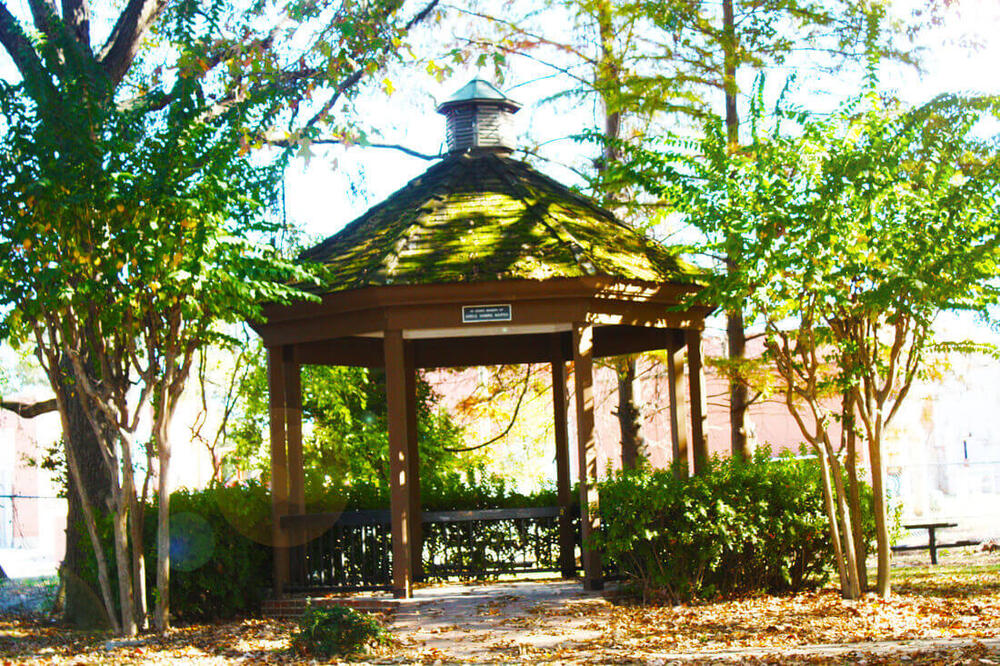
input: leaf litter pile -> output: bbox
[2,553,998,664]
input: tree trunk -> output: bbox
[57,368,115,629]
[727,308,750,458]
[154,381,183,633]
[130,492,147,630]
[617,357,644,469]
[868,419,891,597]
[826,441,861,599]
[154,431,171,632]
[722,0,751,460]
[843,395,868,591]
[815,449,849,593]
[594,0,648,470]
[111,492,137,636]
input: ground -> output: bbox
[1,549,998,664]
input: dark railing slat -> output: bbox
[284,505,578,594]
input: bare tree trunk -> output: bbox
[825,440,861,599]
[154,378,183,633]
[727,309,750,458]
[617,357,644,469]
[722,0,750,459]
[130,491,147,630]
[868,417,891,597]
[50,369,115,628]
[154,429,171,633]
[815,449,849,593]
[843,395,868,591]
[50,369,119,633]
[111,486,137,636]
[594,0,648,470]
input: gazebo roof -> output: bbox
[436,77,521,113]
[300,151,699,294]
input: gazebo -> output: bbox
[252,79,712,599]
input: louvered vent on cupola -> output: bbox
[437,78,521,154]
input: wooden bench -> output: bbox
[891,522,979,564]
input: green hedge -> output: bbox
[594,451,874,603]
[80,455,872,621]
[74,480,274,624]
[80,475,557,622]
[151,482,273,622]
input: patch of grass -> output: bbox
[6,575,59,588]
[893,562,1000,598]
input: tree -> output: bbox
[459,0,921,458]
[0,0,439,635]
[638,93,1000,597]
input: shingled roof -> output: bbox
[300,151,697,293]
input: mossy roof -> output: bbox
[301,152,698,292]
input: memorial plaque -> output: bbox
[462,304,512,323]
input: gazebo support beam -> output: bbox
[573,323,603,591]
[385,329,417,598]
[267,346,290,598]
[549,336,575,579]
[686,330,709,475]
[404,343,423,582]
[284,350,305,583]
[667,334,691,478]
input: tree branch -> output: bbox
[0,2,45,83]
[61,0,90,49]
[98,0,169,88]
[267,135,442,160]
[444,364,533,453]
[26,0,59,42]
[1,398,57,418]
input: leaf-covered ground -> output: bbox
[2,552,998,664]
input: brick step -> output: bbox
[262,596,402,620]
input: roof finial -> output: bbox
[436,78,521,154]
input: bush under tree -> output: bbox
[595,451,876,603]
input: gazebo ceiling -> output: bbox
[299,151,700,293]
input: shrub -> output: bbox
[290,605,390,658]
[594,450,874,603]
[149,481,272,622]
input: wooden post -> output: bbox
[667,332,690,478]
[686,330,709,476]
[403,340,423,582]
[284,349,305,518]
[550,335,575,579]
[572,323,602,591]
[266,346,289,598]
[384,330,415,598]
[283,349,305,585]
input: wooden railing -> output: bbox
[281,506,578,594]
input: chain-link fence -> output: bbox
[0,493,65,578]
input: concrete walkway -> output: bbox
[388,579,1000,663]
[391,579,609,660]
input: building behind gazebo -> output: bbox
[252,79,713,599]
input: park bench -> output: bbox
[891,522,979,564]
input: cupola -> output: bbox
[436,78,521,154]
